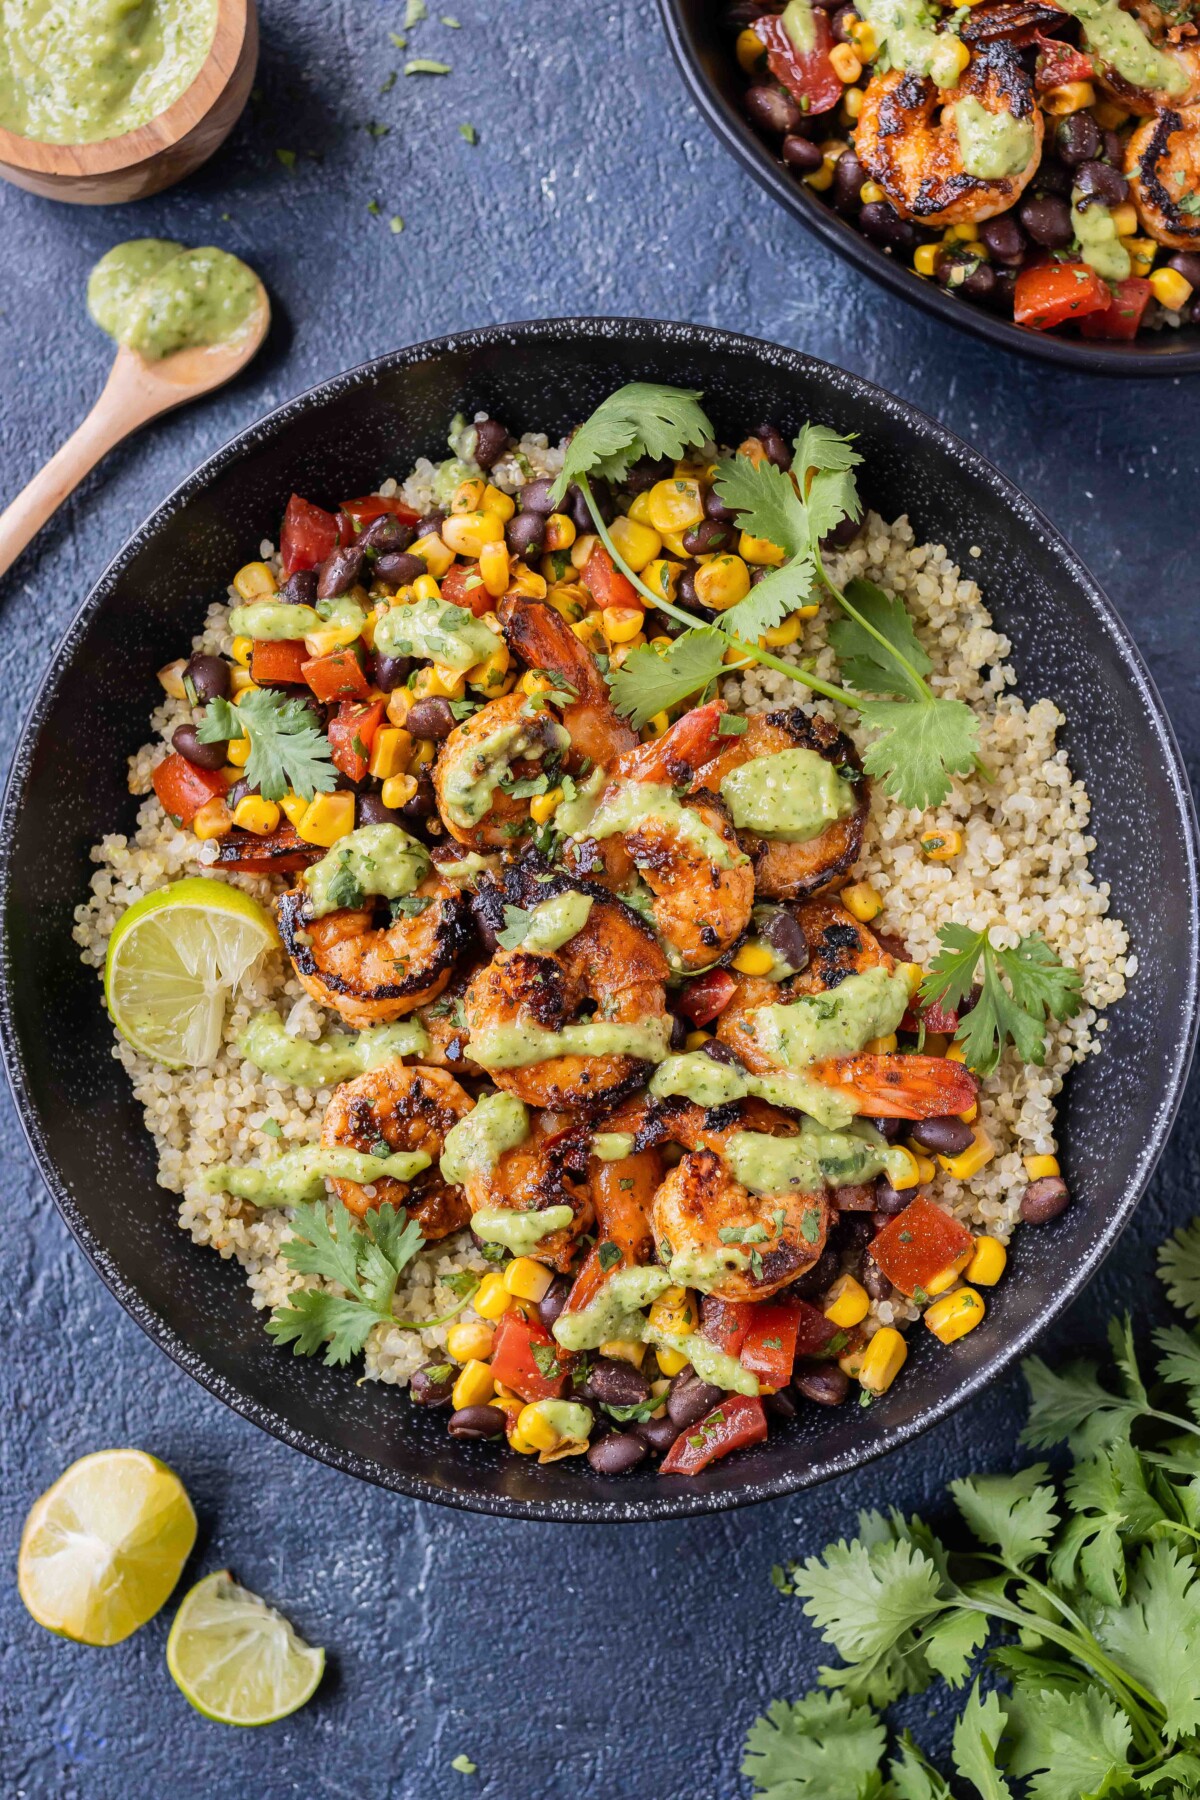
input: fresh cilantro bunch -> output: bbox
[742,1219,1200,1799]
[552,382,716,494]
[199,690,337,804]
[920,925,1084,1076]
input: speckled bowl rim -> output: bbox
[1,318,1196,1522]
[656,0,1200,376]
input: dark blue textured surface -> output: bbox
[0,4,1196,1795]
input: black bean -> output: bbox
[841,1215,874,1250]
[873,1176,910,1214]
[410,1361,455,1406]
[172,723,228,771]
[374,551,426,588]
[1035,156,1073,197]
[517,478,556,515]
[447,1404,507,1439]
[989,266,1019,314]
[667,1370,725,1430]
[959,261,996,303]
[372,653,412,693]
[669,1012,689,1052]
[1020,1176,1070,1224]
[278,569,318,608]
[795,1364,849,1406]
[676,559,701,609]
[860,201,916,253]
[791,1246,840,1298]
[1102,128,1123,168]
[589,1357,651,1408]
[833,151,866,217]
[625,455,675,493]
[820,511,864,551]
[1020,193,1073,248]
[399,768,438,830]
[588,1432,649,1474]
[563,479,612,533]
[682,517,734,556]
[753,422,792,469]
[357,793,403,827]
[316,543,365,600]
[704,483,737,524]
[184,653,231,703]
[1168,253,1200,290]
[538,1275,573,1332]
[830,3,858,41]
[782,133,824,174]
[702,1039,742,1067]
[759,908,809,973]
[978,214,1027,265]
[472,417,510,470]
[636,1416,682,1456]
[226,779,255,810]
[407,696,457,739]
[745,83,802,137]
[359,514,414,553]
[910,1115,975,1156]
[1056,111,1101,166]
[506,511,545,562]
[863,1261,892,1302]
[765,1387,797,1419]
[866,1115,902,1142]
[415,510,446,537]
[1075,158,1128,208]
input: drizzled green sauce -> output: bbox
[303,824,430,920]
[206,1145,431,1208]
[469,1015,674,1072]
[470,1205,574,1252]
[552,1267,673,1352]
[373,597,498,672]
[440,1092,530,1186]
[239,1010,430,1087]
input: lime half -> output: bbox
[167,1570,325,1725]
[104,877,275,1068]
[18,1449,197,1646]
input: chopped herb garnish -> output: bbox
[389,215,405,234]
[260,1118,283,1140]
[459,122,478,143]
[598,1241,622,1272]
[406,57,451,73]
[275,148,296,170]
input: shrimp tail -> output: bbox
[618,699,727,784]
[808,1052,979,1119]
[498,594,610,707]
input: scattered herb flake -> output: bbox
[389,215,405,234]
[275,148,296,170]
[406,57,451,73]
[459,122,478,143]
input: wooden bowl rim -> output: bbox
[0,0,252,177]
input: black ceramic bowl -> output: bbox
[658,0,1200,375]
[2,319,1196,1521]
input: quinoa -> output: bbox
[73,445,1130,1373]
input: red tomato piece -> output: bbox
[340,494,420,529]
[661,1394,768,1475]
[1080,276,1153,341]
[280,495,339,579]
[490,1312,571,1402]
[869,1195,973,1298]
[1014,262,1111,331]
[441,561,491,617]
[583,545,639,612]
[792,1297,842,1359]
[755,10,843,117]
[740,1294,806,1389]
[302,645,371,703]
[700,1295,754,1359]
[677,969,737,1027]
[1033,30,1093,88]
[328,698,386,782]
[250,638,310,687]
[152,754,226,829]
[900,994,961,1035]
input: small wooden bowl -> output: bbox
[0,0,258,205]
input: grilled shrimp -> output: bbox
[1095,0,1200,113]
[559,1099,663,1318]
[416,961,484,1078]
[690,706,868,901]
[856,44,1044,225]
[463,871,671,1113]
[1128,106,1200,245]
[278,876,469,1030]
[645,1097,830,1303]
[498,593,637,770]
[432,690,571,850]
[567,702,756,972]
[458,1109,595,1272]
[320,1060,473,1233]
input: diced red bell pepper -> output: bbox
[490,1311,571,1402]
[740,1293,806,1390]
[583,545,639,612]
[280,495,339,579]
[700,1295,754,1359]
[1080,276,1154,341]
[869,1195,974,1299]
[302,644,371,703]
[792,1297,842,1359]
[677,969,737,1028]
[441,560,491,617]
[251,638,310,687]
[1014,262,1111,331]
[755,9,843,117]
[340,493,420,529]
[328,698,386,782]
[215,825,323,875]
[152,753,227,829]
[1034,30,1093,89]
[900,994,961,1035]
[661,1393,768,1475]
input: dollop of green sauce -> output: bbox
[574,780,746,871]
[552,1267,674,1352]
[437,714,570,829]
[951,97,1037,180]
[643,1325,760,1396]
[592,1131,636,1162]
[88,241,260,362]
[440,1092,530,1186]
[469,1014,675,1072]
[519,891,594,954]
[856,0,969,87]
[1074,189,1132,280]
[238,1010,430,1088]
[781,0,816,52]
[1057,0,1188,94]
[373,597,498,673]
[470,1205,575,1253]
[206,1145,431,1208]
[302,824,430,920]
[720,748,856,843]
[228,600,323,641]
[0,0,217,144]
[724,1120,911,1194]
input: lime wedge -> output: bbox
[167,1570,325,1725]
[18,1449,197,1646]
[104,876,275,1067]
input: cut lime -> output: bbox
[167,1570,325,1726]
[104,876,275,1068]
[17,1449,197,1646]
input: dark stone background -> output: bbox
[0,4,1195,1795]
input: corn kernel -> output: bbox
[644,711,671,738]
[646,477,705,534]
[451,1359,495,1410]
[157,658,189,700]
[542,511,576,553]
[368,726,412,781]
[859,1326,907,1394]
[913,1154,937,1185]
[920,826,963,861]
[529,788,563,826]
[841,84,864,121]
[507,1423,539,1454]
[191,797,232,840]
[938,1126,995,1181]
[960,1100,979,1124]
[925,1247,972,1297]
[233,560,277,600]
[824,1273,870,1329]
[571,614,608,655]
[520,670,553,696]
[608,635,646,668]
[641,557,681,602]
[412,664,467,701]
[473,1271,514,1321]
[830,41,862,81]
[865,1033,899,1054]
[1042,79,1096,116]
[739,530,786,567]
[303,624,360,659]
[847,17,877,56]
[297,790,355,847]
[226,734,252,767]
[657,527,690,560]
[889,1145,921,1191]
[945,1041,967,1064]
[599,1339,646,1367]
[1023,1153,1060,1181]
[386,687,413,726]
[279,791,308,827]
[1106,202,1138,239]
[603,604,646,645]
[503,1256,554,1303]
[450,477,487,514]
[733,942,776,977]
[841,881,883,922]
[966,1235,1007,1287]
[481,483,516,522]
[925,1286,986,1344]
[655,1345,690,1377]
[1092,99,1130,129]
[570,532,600,571]
[736,23,765,71]
[609,514,663,572]
[380,773,418,810]
[230,635,254,667]
[504,564,548,601]
[761,613,803,649]
[627,491,656,527]
[1122,235,1155,278]
[900,961,924,995]
[474,538,509,601]
[854,179,884,207]
[467,638,511,696]
[914,244,940,277]
[232,795,281,835]
[1151,266,1194,311]
[805,159,835,192]
[411,532,455,579]
[442,511,504,560]
[445,1319,496,1363]
[514,1402,561,1453]
[684,1029,711,1052]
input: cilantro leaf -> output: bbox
[921,1608,990,1689]
[1159,1220,1200,1321]
[1096,1542,1200,1744]
[713,449,810,565]
[1005,1685,1133,1800]
[951,1684,1014,1800]
[828,579,933,702]
[948,1465,1059,1570]
[920,924,1083,1076]
[264,1289,377,1364]
[1022,1353,1147,1458]
[856,695,980,814]
[198,690,337,803]
[496,904,535,950]
[790,1536,944,1704]
[794,421,863,480]
[1050,1438,1167,1606]
[888,1735,953,1800]
[741,1692,887,1800]
[552,383,714,499]
[1154,1323,1200,1415]
[605,628,726,730]
[266,1200,425,1365]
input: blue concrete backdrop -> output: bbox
[1,3,1196,1795]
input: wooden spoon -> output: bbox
[0,279,270,580]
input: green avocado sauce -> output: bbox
[1074,190,1132,280]
[643,1325,760,1396]
[1057,0,1188,93]
[470,1205,575,1253]
[855,0,969,87]
[303,824,431,920]
[525,1399,594,1444]
[206,1145,431,1208]
[725,1121,911,1193]
[573,780,746,871]
[239,1010,430,1087]
[440,1092,530,1186]
[88,241,260,362]
[228,600,323,641]
[435,851,497,889]
[469,1014,675,1072]
[438,715,571,830]
[519,891,593,954]
[373,597,498,672]
[552,1267,674,1352]
[592,1131,636,1162]
[720,748,856,843]
[952,98,1037,180]
[0,0,217,144]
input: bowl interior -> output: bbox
[658,0,1200,374]
[2,319,1195,1520]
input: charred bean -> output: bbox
[357,793,404,827]
[538,1275,573,1331]
[752,422,792,469]
[360,514,414,553]
[979,214,1027,265]
[682,517,734,555]
[506,511,545,562]
[375,550,427,587]
[372,653,413,692]
[874,1176,910,1214]
[759,908,809,972]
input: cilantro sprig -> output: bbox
[198,690,337,804]
[920,924,1084,1076]
[743,1227,1200,1798]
